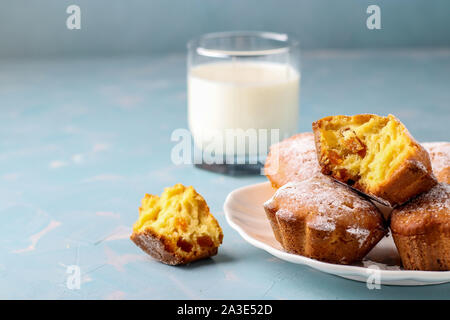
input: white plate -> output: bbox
[224,181,450,286]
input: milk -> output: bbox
[188,61,300,158]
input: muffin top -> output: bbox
[423,142,450,184]
[264,175,385,235]
[423,142,450,173]
[391,183,450,235]
[264,132,321,188]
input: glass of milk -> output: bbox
[187,31,300,175]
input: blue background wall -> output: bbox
[1,0,449,58]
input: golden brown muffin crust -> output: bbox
[390,183,449,270]
[264,175,387,264]
[131,229,220,266]
[391,183,450,235]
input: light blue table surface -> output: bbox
[1,49,449,299]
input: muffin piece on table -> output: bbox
[130,184,223,265]
[423,142,450,184]
[312,114,437,206]
[391,183,450,271]
[264,175,387,264]
[264,132,320,188]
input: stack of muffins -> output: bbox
[264,114,449,271]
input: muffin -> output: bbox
[264,175,387,264]
[423,142,450,184]
[264,132,321,188]
[130,184,223,265]
[391,183,450,271]
[312,114,437,206]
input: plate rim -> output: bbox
[224,181,450,285]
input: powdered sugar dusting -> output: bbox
[264,175,383,240]
[346,227,370,247]
[274,209,296,222]
[308,215,336,232]
[408,159,427,173]
[397,182,449,214]
[272,175,375,215]
[423,141,450,174]
[265,132,321,186]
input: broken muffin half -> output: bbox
[312,114,437,206]
[130,184,223,265]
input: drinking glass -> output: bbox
[187,31,300,175]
